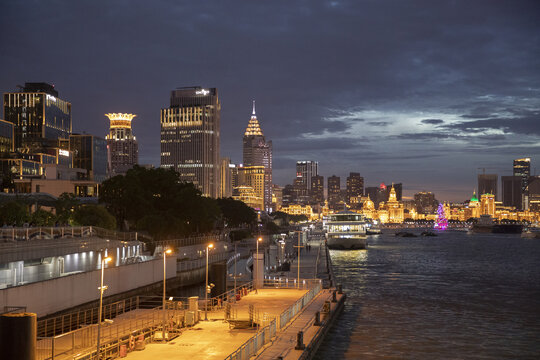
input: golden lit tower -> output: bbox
[105,113,139,176]
[242,101,272,211]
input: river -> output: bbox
[315,231,540,359]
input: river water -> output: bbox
[315,231,540,359]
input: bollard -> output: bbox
[0,312,37,360]
[337,284,343,294]
[332,290,337,303]
[314,311,321,326]
[295,331,305,350]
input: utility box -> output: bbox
[188,296,199,312]
[185,311,195,326]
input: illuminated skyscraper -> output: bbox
[4,82,71,151]
[346,172,364,206]
[328,175,341,210]
[296,161,318,191]
[161,87,220,198]
[105,113,138,176]
[70,134,108,182]
[310,175,324,204]
[243,101,272,211]
[513,158,531,209]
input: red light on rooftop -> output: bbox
[380,182,387,190]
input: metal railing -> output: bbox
[278,280,322,330]
[224,318,277,360]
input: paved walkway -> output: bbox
[255,289,334,359]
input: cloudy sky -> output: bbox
[1,0,539,201]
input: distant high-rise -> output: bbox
[243,101,272,211]
[160,87,220,198]
[0,119,14,153]
[296,161,318,191]
[501,176,523,209]
[414,191,438,214]
[237,165,265,210]
[328,175,341,210]
[346,172,364,206]
[105,113,139,176]
[4,82,72,151]
[478,174,498,200]
[513,158,531,209]
[310,175,324,204]
[70,134,108,182]
[220,157,233,198]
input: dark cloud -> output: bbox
[421,119,444,125]
[1,0,540,200]
[368,121,389,127]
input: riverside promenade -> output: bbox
[125,236,344,360]
[33,234,344,360]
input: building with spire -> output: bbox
[105,113,138,176]
[242,101,272,211]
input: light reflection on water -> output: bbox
[315,232,540,359]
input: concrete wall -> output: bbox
[0,256,176,317]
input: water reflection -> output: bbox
[316,232,540,359]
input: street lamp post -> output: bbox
[234,242,237,290]
[96,256,111,360]
[293,231,304,289]
[162,248,172,340]
[205,243,214,321]
[255,237,262,293]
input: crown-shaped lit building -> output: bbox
[242,101,273,211]
[105,113,138,176]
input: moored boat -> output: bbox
[325,211,367,250]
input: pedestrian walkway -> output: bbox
[255,289,334,359]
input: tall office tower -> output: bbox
[69,134,108,182]
[310,175,324,204]
[327,175,341,210]
[513,158,531,209]
[161,87,220,198]
[243,102,272,211]
[282,184,296,206]
[4,82,72,151]
[528,176,540,211]
[220,157,234,198]
[105,113,139,176]
[480,193,496,216]
[296,161,318,191]
[414,191,438,214]
[501,176,523,209]
[478,174,498,200]
[346,172,364,206]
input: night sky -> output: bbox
[1,1,539,201]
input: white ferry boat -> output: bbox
[325,211,368,250]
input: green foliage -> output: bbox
[0,201,29,226]
[30,209,55,226]
[289,214,308,223]
[55,193,79,225]
[216,197,257,227]
[73,205,117,230]
[271,211,289,221]
[229,229,251,241]
[99,166,221,238]
[265,221,281,234]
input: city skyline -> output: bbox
[1,1,539,201]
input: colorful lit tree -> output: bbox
[435,203,448,230]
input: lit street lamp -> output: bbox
[255,237,262,293]
[96,256,112,360]
[162,248,172,340]
[205,243,214,321]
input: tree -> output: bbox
[73,205,117,230]
[216,197,257,227]
[99,166,222,238]
[0,201,29,226]
[30,209,55,226]
[55,193,79,225]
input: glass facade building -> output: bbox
[70,134,108,182]
[0,119,14,153]
[161,87,220,198]
[3,83,71,151]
